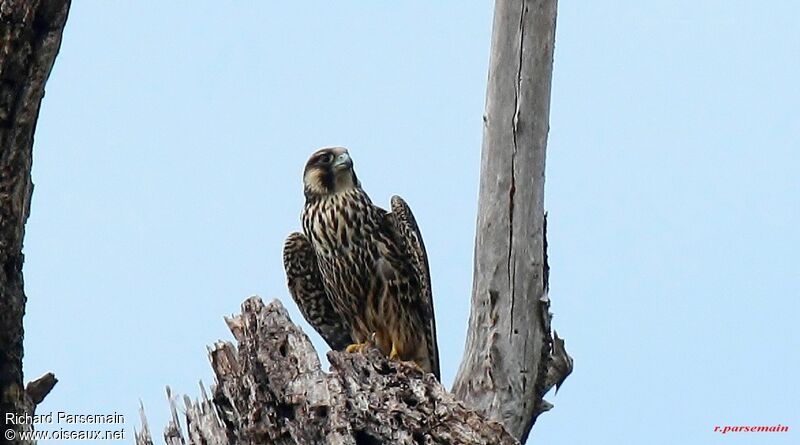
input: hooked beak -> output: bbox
[333,152,352,170]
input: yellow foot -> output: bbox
[388,345,424,373]
[345,342,369,353]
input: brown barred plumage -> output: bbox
[283,232,353,351]
[282,147,440,379]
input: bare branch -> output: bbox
[452,0,571,442]
[24,372,57,405]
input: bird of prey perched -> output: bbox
[283,147,440,379]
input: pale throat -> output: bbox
[333,170,356,192]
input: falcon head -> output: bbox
[303,147,360,198]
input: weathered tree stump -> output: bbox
[135,297,520,445]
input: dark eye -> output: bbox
[318,153,334,164]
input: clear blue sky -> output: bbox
[22,1,798,444]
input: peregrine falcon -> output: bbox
[283,147,440,379]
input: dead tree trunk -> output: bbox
[136,298,519,445]
[452,0,571,443]
[0,1,69,443]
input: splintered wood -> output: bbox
[136,297,519,445]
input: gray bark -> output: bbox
[0,1,69,443]
[451,0,572,443]
[136,298,520,445]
